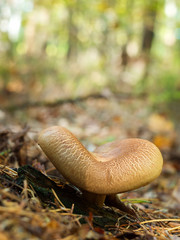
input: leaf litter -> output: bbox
[0,98,180,239]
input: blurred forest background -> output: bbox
[0,0,180,105]
[1,0,180,138]
[0,2,180,238]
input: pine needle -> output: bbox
[141,218,180,224]
[51,188,66,209]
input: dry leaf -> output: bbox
[148,114,174,133]
[153,135,174,150]
[0,232,9,240]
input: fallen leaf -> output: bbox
[148,114,174,133]
[153,135,174,150]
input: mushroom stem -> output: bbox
[82,191,136,216]
[105,194,136,216]
[82,191,106,208]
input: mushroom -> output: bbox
[38,126,163,211]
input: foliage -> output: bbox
[0,0,180,103]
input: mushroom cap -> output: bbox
[38,126,163,195]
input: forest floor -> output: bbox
[0,95,180,240]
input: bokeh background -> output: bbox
[1,0,180,104]
[0,3,180,239]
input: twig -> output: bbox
[2,92,143,111]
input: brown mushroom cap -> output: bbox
[38,126,163,195]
